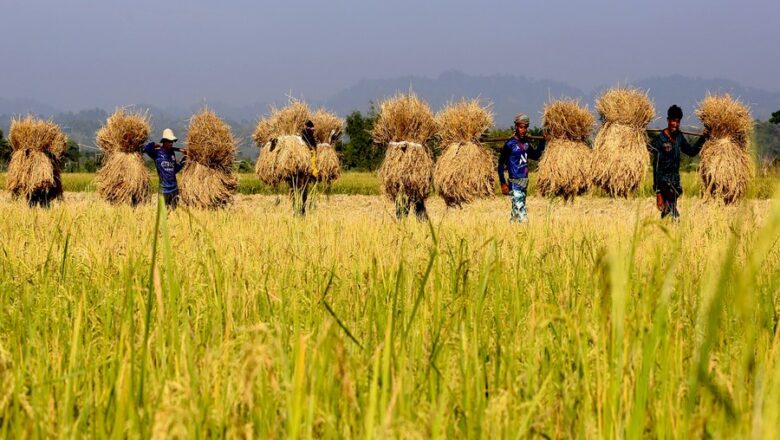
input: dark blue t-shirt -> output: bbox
[497,136,545,190]
[143,142,185,194]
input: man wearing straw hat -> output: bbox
[498,113,545,223]
[648,105,708,220]
[143,128,186,209]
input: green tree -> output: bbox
[62,139,82,171]
[0,128,11,168]
[340,107,382,170]
[770,110,780,125]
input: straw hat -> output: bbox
[160,128,177,142]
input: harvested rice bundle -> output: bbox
[591,87,655,197]
[6,116,67,206]
[373,93,436,204]
[252,100,313,186]
[433,99,495,207]
[95,109,151,205]
[696,94,754,204]
[252,119,280,186]
[536,99,595,200]
[180,109,238,209]
[311,109,344,185]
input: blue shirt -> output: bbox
[497,136,545,190]
[143,142,185,194]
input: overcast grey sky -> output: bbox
[2,0,778,110]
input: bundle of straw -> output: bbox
[95,109,151,205]
[536,99,595,200]
[180,109,238,209]
[252,120,280,186]
[696,94,754,204]
[591,87,655,197]
[253,100,313,186]
[433,99,495,207]
[373,93,437,203]
[6,115,67,205]
[311,108,344,185]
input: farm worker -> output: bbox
[648,105,708,219]
[291,120,318,216]
[143,128,186,209]
[396,196,428,221]
[497,113,546,223]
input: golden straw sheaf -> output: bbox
[311,109,344,185]
[6,115,67,202]
[591,87,655,197]
[537,99,595,200]
[180,108,238,209]
[433,99,495,206]
[696,94,754,204]
[253,100,314,187]
[95,109,152,205]
[373,93,436,203]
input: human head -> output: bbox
[160,128,177,149]
[667,105,683,132]
[514,113,530,137]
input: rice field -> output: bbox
[0,171,778,198]
[1,188,780,438]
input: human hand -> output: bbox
[656,193,664,211]
[501,183,509,195]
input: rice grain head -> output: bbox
[95,109,151,154]
[696,94,752,147]
[8,115,67,157]
[542,99,595,141]
[372,93,436,145]
[595,87,655,127]
[311,109,344,145]
[434,99,493,146]
[265,99,311,138]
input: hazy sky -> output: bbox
[2,0,778,110]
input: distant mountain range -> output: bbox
[3,71,780,157]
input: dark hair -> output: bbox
[667,105,683,120]
[304,120,314,129]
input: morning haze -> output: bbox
[1,0,778,112]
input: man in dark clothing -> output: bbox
[648,105,708,219]
[143,128,186,209]
[498,113,546,223]
[291,120,317,216]
[396,196,428,221]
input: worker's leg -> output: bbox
[510,187,527,223]
[659,184,678,220]
[395,195,411,219]
[413,199,428,222]
[164,190,179,210]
